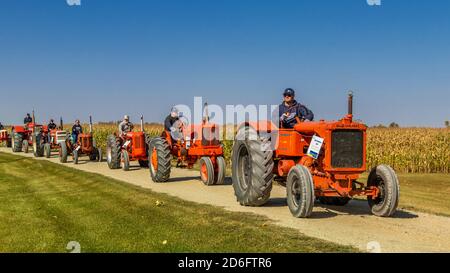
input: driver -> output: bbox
[119,115,134,135]
[164,107,180,132]
[164,107,184,141]
[279,88,314,128]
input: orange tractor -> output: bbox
[106,116,150,171]
[59,116,102,164]
[0,130,12,148]
[10,112,50,157]
[149,104,226,185]
[43,118,68,158]
[232,92,399,218]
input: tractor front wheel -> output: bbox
[59,143,68,163]
[44,143,51,158]
[214,156,226,185]
[286,165,315,218]
[199,157,215,186]
[367,165,399,217]
[121,150,130,171]
[6,138,12,148]
[73,149,79,164]
[22,140,29,153]
[97,148,102,162]
[232,126,273,207]
[106,135,121,169]
[149,137,171,182]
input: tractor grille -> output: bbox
[202,126,220,147]
[331,130,363,168]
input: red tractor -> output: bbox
[149,104,226,185]
[0,130,11,148]
[10,112,50,157]
[106,116,150,171]
[42,118,69,158]
[231,92,399,218]
[59,116,102,164]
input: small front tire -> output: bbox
[286,165,315,218]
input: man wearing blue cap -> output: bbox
[279,88,314,128]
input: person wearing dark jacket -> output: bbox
[0,122,4,130]
[48,119,57,130]
[24,113,32,124]
[278,88,314,129]
[164,107,180,132]
[71,119,83,143]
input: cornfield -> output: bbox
[2,123,449,173]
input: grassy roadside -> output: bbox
[0,152,356,253]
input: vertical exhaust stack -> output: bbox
[140,115,144,132]
[347,91,354,122]
[89,116,93,133]
[32,110,35,124]
[203,102,209,124]
[60,117,64,130]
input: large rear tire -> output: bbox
[199,157,215,186]
[367,165,399,217]
[32,132,44,157]
[11,131,23,152]
[286,165,315,218]
[149,137,171,182]
[106,135,121,169]
[231,126,273,207]
[214,156,226,185]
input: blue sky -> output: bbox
[0,0,449,127]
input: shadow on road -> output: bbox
[264,197,418,219]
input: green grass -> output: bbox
[359,173,450,217]
[0,152,356,253]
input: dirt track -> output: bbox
[2,147,450,253]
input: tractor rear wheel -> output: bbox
[232,126,273,207]
[367,165,399,217]
[199,157,215,186]
[286,165,315,218]
[59,143,68,163]
[106,135,121,169]
[11,131,22,152]
[32,132,44,157]
[44,143,51,158]
[73,149,79,164]
[318,197,351,206]
[149,137,171,182]
[214,156,226,185]
[22,140,29,153]
[121,150,130,171]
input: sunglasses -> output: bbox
[284,94,293,98]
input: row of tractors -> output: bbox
[3,113,102,164]
[2,94,400,218]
